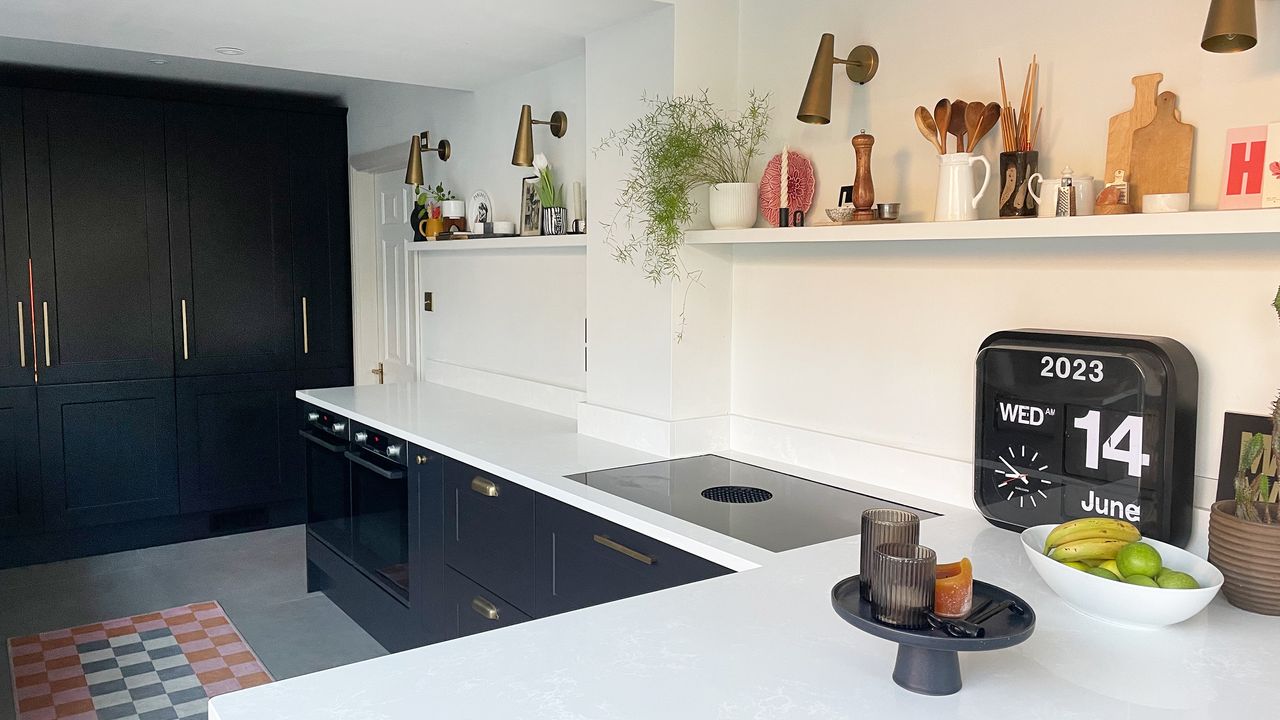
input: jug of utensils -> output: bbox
[1028,167,1096,217]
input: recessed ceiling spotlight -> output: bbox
[146,58,168,65]
[214,46,246,56]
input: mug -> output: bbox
[934,152,991,222]
[1029,174,1095,217]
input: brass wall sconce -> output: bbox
[797,33,879,125]
[1202,0,1257,52]
[404,131,451,186]
[511,104,568,167]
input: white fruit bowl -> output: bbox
[1021,525,1223,629]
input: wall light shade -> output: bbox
[405,134,425,186]
[511,104,568,166]
[1202,0,1257,52]
[797,33,879,125]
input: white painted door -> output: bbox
[364,170,418,384]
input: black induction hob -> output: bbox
[566,454,938,553]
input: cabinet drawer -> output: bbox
[534,495,732,617]
[443,461,534,613]
[444,567,532,640]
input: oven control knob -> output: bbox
[353,430,367,443]
[331,422,346,434]
[306,411,320,422]
[387,444,402,458]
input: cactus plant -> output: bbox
[1234,285,1280,524]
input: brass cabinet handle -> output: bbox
[470,476,499,497]
[180,299,189,360]
[593,534,655,565]
[470,596,500,621]
[416,455,428,465]
[16,302,25,368]
[301,296,309,354]
[41,301,50,367]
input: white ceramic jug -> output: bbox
[1028,171,1096,217]
[934,153,991,221]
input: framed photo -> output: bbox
[520,176,541,236]
[468,190,493,228]
[1216,412,1276,501]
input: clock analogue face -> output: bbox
[992,443,1052,511]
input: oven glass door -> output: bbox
[346,448,410,601]
[301,427,351,557]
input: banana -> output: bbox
[1048,538,1131,563]
[1043,518,1140,553]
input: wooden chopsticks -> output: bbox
[998,56,1040,152]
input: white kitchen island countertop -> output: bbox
[210,382,1278,719]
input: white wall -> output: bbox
[727,0,1280,519]
[343,81,469,157]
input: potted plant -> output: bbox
[414,183,458,238]
[1208,284,1280,615]
[532,153,566,235]
[597,91,770,284]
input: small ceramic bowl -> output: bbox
[826,207,856,224]
[876,203,901,221]
[1141,193,1190,213]
[1021,525,1222,629]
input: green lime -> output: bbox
[1081,559,1104,568]
[1086,567,1121,581]
[1156,571,1200,589]
[1116,542,1163,578]
[1123,574,1159,587]
[1062,561,1091,571]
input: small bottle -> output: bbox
[1055,166,1077,217]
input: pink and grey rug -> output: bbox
[8,601,272,720]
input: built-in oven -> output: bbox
[344,422,410,602]
[300,404,351,557]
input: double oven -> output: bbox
[300,404,411,602]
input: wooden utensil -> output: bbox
[969,102,1001,151]
[1128,91,1194,212]
[915,106,944,154]
[934,99,951,156]
[963,101,984,152]
[1105,73,1163,183]
[948,100,968,154]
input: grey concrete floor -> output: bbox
[0,525,386,720]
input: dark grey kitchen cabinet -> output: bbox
[443,460,536,614]
[0,386,40,535]
[0,87,33,388]
[38,379,178,529]
[534,494,732,617]
[444,567,532,639]
[24,90,173,384]
[165,102,293,377]
[177,371,300,513]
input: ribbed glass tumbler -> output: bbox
[870,543,937,629]
[859,509,921,601]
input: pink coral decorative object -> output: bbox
[759,150,815,227]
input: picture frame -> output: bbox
[520,176,541,236]
[468,190,494,229]
[1216,412,1276,501]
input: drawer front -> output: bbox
[445,567,532,639]
[443,460,535,613]
[534,495,732,617]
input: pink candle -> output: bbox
[780,146,790,208]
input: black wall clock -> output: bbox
[974,330,1198,546]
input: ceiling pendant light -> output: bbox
[1202,0,1257,52]
[404,131,451,186]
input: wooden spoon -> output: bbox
[934,99,951,156]
[963,101,985,152]
[914,106,944,154]
[969,102,1002,151]
[948,100,968,154]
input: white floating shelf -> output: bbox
[408,235,587,252]
[683,208,1279,246]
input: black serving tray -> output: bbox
[831,574,1035,695]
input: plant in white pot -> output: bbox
[1208,284,1280,615]
[597,91,770,284]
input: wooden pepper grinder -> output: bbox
[851,131,876,221]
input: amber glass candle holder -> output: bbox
[870,543,937,629]
[860,509,921,601]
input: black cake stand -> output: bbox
[830,575,1036,696]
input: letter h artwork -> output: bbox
[1219,123,1280,209]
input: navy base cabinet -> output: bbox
[0,386,40,536]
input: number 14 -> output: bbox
[1073,410,1151,478]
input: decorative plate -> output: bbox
[468,190,494,227]
[759,151,816,227]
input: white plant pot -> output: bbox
[708,182,758,230]
[440,199,466,219]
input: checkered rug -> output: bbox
[8,601,272,720]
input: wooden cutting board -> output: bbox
[1128,91,1194,211]
[1105,73,1163,184]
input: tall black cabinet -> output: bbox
[0,72,353,568]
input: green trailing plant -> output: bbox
[597,90,771,285]
[1234,284,1280,524]
[532,154,564,208]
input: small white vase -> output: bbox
[708,182,758,229]
[440,199,466,219]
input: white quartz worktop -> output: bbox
[211,382,1279,719]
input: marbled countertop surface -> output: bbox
[209,382,1277,719]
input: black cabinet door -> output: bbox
[166,102,293,376]
[0,386,40,535]
[534,495,732,618]
[177,371,300,513]
[444,567,532,640]
[443,461,536,614]
[408,444,449,643]
[289,112,352,371]
[0,87,33,388]
[39,379,178,528]
[24,90,173,384]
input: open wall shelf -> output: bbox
[408,236,587,252]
